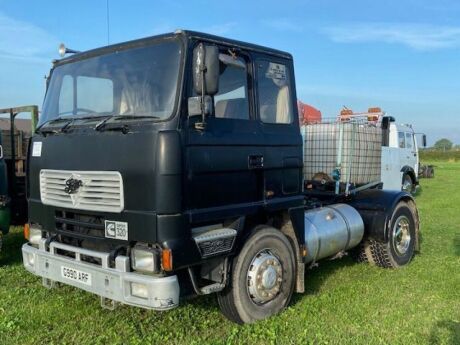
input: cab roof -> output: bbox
[54,30,293,66]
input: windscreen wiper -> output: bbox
[113,115,160,120]
[35,117,73,134]
[60,114,106,132]
[94,116,113,131]
[60,118,76,132]
[36,114,111,135]
[95,115,159,132]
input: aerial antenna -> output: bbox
[106,0,110,45]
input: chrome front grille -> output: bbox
[40,169,124,213]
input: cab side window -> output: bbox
[213,56,249,120]
[398,132,406,148]
[257,61,293,124]
[405,133,413,149]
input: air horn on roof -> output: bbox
[58,43,80,57]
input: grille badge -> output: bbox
[64,174,86,207]
[64,177,83,194]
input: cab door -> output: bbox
[184,46,265,216]
[399,131,417,172]
[407,132,418,174]
[254,57,303,202]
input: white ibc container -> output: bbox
[303,121,382,185]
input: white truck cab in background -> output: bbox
[303,107,425,193]
[381,120,420,192]
[334,108,426,193]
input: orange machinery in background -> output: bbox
[297,101,321,124]
[338,107,384,122]
[297,102,384,124]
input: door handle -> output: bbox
[248,155,264,169]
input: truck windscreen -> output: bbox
[40,38,182,126]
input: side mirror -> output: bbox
[422,134,427,147]
[188,96,213,117]
[193,43,219,96]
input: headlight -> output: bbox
[28,225,42,246]
[131,246,159,273]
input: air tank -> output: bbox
[304,204,364,264]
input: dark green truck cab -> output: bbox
[0,106,38,251]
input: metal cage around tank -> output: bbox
[302,117,382,195]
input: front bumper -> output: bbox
[22,239,179,310]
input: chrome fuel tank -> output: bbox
[304,204,364,264]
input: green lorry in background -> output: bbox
[0,105,38,250]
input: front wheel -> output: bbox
[217,227,295,324]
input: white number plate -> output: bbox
[61,266,92,286]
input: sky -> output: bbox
[0,0,459,145]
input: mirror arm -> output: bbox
[201,64,206,125]
[196,51,207,130]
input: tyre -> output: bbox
[427,167,434,178]
[366,201,417,268]
[402,173,414,193]
[349,240,371,263]
[217,227,296,324]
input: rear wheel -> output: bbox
[217,227,295,324]
[367,201,417,268]
[427,166,434,178]
[349,240,371,263]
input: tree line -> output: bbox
[430,138,460,151]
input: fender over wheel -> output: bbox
[351,200,418,268]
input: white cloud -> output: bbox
[0,12,58,60]
[323,23,460,50]
[261,18,302,32]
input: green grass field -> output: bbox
[1,163,459,345]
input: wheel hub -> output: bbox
[247,250,283,304]
[392,216,411,256]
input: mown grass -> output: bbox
[1,164,459,345]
